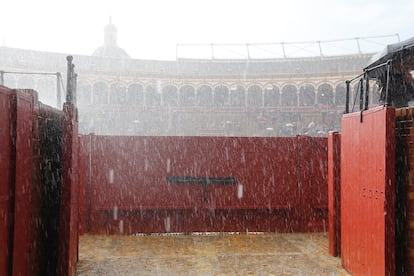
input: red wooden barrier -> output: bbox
[328,131,341,257]
[299,136,328,232]
[12,89,35,276]
[58,103,79,276]
[81,135,328,234]
[0,86,15,276]
[341,106,395,276]
[78,135,89,235]
[0,86,65,275]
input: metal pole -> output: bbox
[281,43,286,58]
[318,41,323,56]
[66,56,73,103]
[73,72,77,105]
[345,80,350,114]
[0,70,4,85]
[364,74,369,110]
[385,61,391,106]
[57,72,62,107]
[359,78,364,110]
[246,44,250,60]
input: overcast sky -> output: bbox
[1,0,414,60]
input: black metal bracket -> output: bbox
[167,176,238,202]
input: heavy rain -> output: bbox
[1,0,414,275]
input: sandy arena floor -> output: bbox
[76,232,350,276]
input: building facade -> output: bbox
[0,24,377,136]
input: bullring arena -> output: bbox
[1,21,413,276]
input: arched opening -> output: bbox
[281,84,298,106]
[299,84,315,106]
[163,85,178,107]
[264,85,280,106]
[317,83,334,106]
[197,85,213,106]
[214,85,229,107]
[127,84,144,106]
[230,85,246,107]
[179,85,195,106]
[145,85,161,107]
[93,82,109,104]
[247,85,262,107]
[109,82,126,105]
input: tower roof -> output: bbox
[92,17,130,59]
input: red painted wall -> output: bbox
[81,135,328,234]
[11,90,35,276]
[58,103,79,276]
[0,86,15,276]
[0,86,67,276]
[341,106,395,276]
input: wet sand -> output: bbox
[76,232,350,276]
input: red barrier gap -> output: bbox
[341,106,395,276]
[328,131,341,257]
[80,135,328,234]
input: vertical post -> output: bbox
[281,42,286,58]
[359,78,364,111]
[0,70,4,86]
[385,61,391,106]
[58,55,79,276]
[318,41,323,56]
[57,72,62,108]
[73,72,77,105]
[365,74,369,110]
[345,80,350,114]
[66,56,73,103]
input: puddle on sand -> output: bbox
[76,232,350,276]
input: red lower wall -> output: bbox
[80,135,328,234]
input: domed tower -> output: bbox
[93,17,130,59]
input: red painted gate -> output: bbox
[341,106,395,276]
[79,135,328,234]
